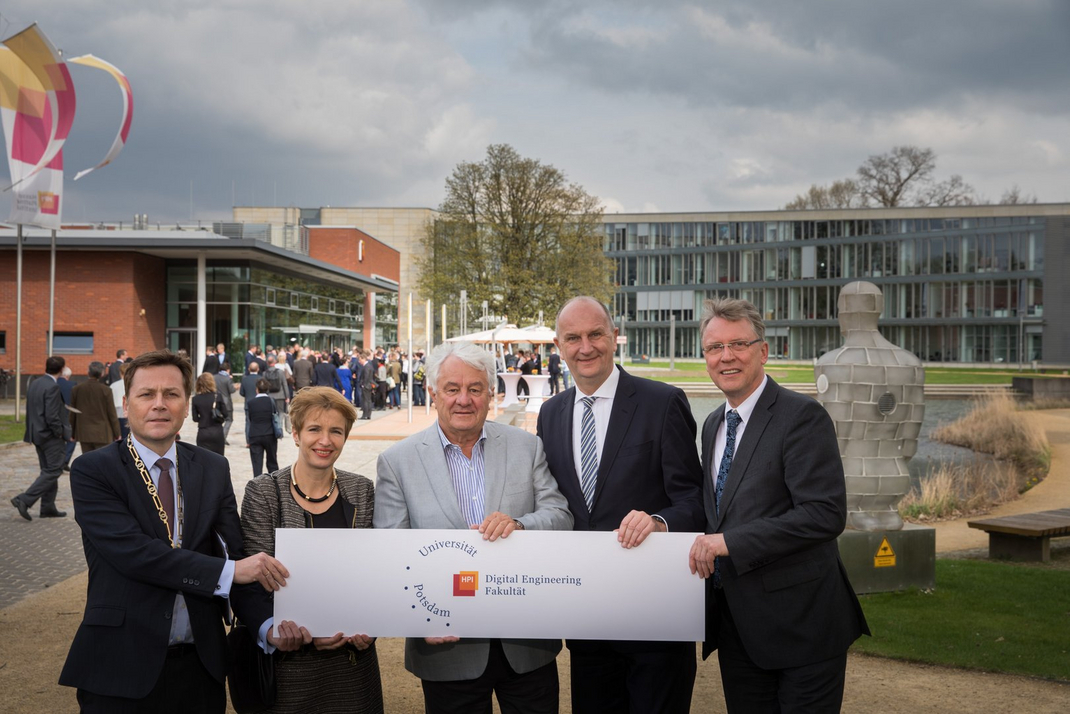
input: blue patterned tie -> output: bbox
[714,410,741,587]
[579,396,599,511]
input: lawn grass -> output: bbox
[0,414,26,444]
[853,559,1070,681]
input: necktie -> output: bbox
[714,410,741,588]
[156,457,175,542]
[579,396,599,511]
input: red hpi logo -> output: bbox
[453,571,478,597]
[38,191,59,215]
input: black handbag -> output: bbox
[226,476,285,711]
[212,394,226,424]
[226,621,276,713]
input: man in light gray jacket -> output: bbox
[374,341,573,714]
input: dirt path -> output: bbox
[3,410,1068,712]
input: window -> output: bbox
[291,292,300,308]
[311,297,320,312]
[0,330,5,354]
[266,288,276,305]
[51,332,94,354]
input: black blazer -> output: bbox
[536,367,704,533]
[246,395,277,439]
[59,440,271,699]
[700,378,869,669]
[191,392,228,429]
[23,375,70,445]
[202,354,221,375]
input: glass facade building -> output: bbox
[604,206,1069,363]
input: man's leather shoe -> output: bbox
[40,508,67,518]
[11,498,31,521]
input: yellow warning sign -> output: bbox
[874,538,896,568]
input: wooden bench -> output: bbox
[967,508,1070,562]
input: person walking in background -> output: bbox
[247,378,280,476]
[411,351,426,407]
[547,345,562,395]
[11,356,71,520]
[104,349,126,386]
[359,351,376,420]
[265,355,290,432]
[338,358,354,405]
[240,361,262,405]
[58,365,77,471]
[213,362,236,446]
[293,349,315,391]
[386,352,402,409]
[314,353,343,393]
[110,362,131,441]
[191,373,228,457]
[202,346,221,375]
[70,361,121,454]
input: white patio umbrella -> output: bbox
[493,324,556,344]
[445,324,516,343]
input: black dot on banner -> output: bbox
[406,566,410,570]
[412,605,416,609]
[446,623,450,627]
[404,586,408,590]
[426,618,431,622]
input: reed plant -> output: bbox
[931,392,1049,473]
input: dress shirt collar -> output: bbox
[727,374,769,424]
[129,434,178,478]
[436,423,488,452]
[573,364,621,404]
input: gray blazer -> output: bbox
[23,374,70,445]
[374,420,573,681]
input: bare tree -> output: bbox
[999,185,1038,204]
[921,174,976,207]
[855,146,937,207]
[784,179,864,210]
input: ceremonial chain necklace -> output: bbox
[291,466,337,503]
[127,435,183,548]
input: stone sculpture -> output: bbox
[815,281,925,531]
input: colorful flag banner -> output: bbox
[0,43,66,229]
[68,54,132,181]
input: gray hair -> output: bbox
[425,342,496,394]
[555,296,616,333]
[699,297,765,342]
[88,361,105,379]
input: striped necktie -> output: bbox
[579,396,599,511]
[156,457,175,542]
[714,410,741,588]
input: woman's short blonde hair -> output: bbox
[196,372,217,395]
[288,387,358,437]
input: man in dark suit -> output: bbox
[547,346,562,395]
[246,378,279,476]
[537,296,704,714]
[12,356,72,520]
[201,346,220,375]
[105,349,127,386]
[70,361,121,453]
[293,349,315,391]
[58,349,306,712]
[313,353,342,392]
[687,298,869,713]
[359,351,376,420]
[213,362,237,445]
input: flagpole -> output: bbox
[15,224,23,422]
[407,293,413,423]
[425,299,432,415]
[48,229,56,357]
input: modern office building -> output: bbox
[0,223,398,377]
[603,204,1068,364]
[231,203,1069,365]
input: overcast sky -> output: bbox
[3,0,1068,224]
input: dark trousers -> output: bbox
[19,437,67,511]
[421,639,558,714]
[63,438,77,467]
[248,435,279,476]
[549,373,561,395]
[413,383,426,406]
[714,588,847,713]
[362,387,375,418]
[375,383,387,408]
[77,643,225,713]
[517,378,529,397]
[568,639,695,714]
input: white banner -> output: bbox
[274,529,705,641]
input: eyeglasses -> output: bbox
[702,338,763,356]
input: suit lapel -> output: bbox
[416,425,468,529]
[119,443,173,544]
[482,425,506,514]
[715,379,779,530]
[177,446,204,545]
[595,370,637,509]
[702,405,725,528]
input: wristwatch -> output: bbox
[512,519,525,530]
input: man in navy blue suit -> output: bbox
[59,350,308,713]
[537,297,704,714]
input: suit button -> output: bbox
[193,580,200,586]
[164,611,172,620]
[182,578,189,584]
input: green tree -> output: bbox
[417,144,615,327]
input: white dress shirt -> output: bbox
[712,375,769,489]
[570,367,620,481]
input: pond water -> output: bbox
[687,396,984,486]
